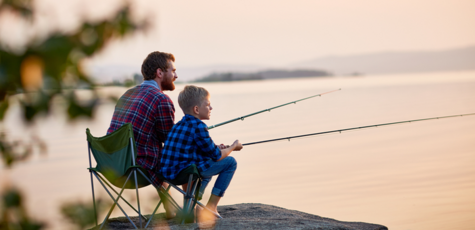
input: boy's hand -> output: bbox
[218,144,230,149]
[217,140,242,161]
[232,140,243,151]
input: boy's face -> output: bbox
[196,96,212,120]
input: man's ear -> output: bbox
[155,68,163,79]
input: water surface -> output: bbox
[1,71,474,230]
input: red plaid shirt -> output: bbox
[108,83,175,187]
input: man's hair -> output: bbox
[141,51,175,80]
[178,85,209,114]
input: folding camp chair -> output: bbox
[86,123,181,229]
[87,123,222,227]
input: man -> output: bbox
[107,51,178,217]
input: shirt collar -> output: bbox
[184,114,201,122]
[183,114,208,128]
[141,80,160,90]
[184,114,197,120]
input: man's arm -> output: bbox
[155,98,175,142]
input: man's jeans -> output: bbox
[199,156,237,198]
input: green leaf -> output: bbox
[0,98,9,120]
[3,188,22,208]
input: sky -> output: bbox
[2,0,475,69]
[93,0,475,68]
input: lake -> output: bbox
[1,70,475,230]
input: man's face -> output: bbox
[160,60,177,91]
[196,96,212,120]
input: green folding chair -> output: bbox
[86,123,181,229]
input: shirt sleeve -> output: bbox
[194,123,222,161]
[155,96,175,143]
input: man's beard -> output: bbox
[161,75,175,91]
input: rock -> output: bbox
[94,203,388,230]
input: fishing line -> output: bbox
[242,113,475,146]
[208,88,341,130]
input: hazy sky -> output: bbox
[3,0,475,68]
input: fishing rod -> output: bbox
[208,88,341,130]
[243,113,475,146]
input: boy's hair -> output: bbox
[178,85,209,114]
[141,51,175,80]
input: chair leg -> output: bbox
[158,187,182,212]
[182,175,192,213]
[89,170,98,227]
[189,179,201,217]
[181,175,200,224]
[161,183,188,210]
[186,179,199,216]
[181,174,195,224]
[96,173,148,221]
[144,192,164,228]
[93,172,138,229]
[91,170,180,229]
[88,143,98,227]
[164,181,222,219]
[136,169,183,220]
[133,170,142,228]
[144,185,173,228]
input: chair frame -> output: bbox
[88,131,182,229]
[87,126,222,228]
[158,167,223,224]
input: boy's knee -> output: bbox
[227,156,237,170]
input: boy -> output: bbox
[160,85,243,219]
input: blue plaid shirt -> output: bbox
[160,114,221,180]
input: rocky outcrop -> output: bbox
[98,203,388,230]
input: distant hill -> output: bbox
[292,46,475,75]
[175,64,266,82]
[259,69,331,79]
[193,69,331,82]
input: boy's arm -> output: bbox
[217,140,243,161]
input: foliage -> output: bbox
[0,131,46,168]
[0,0,147,167]
[0,0,149,229]
[60,199,109,230]
[0,187,44,230]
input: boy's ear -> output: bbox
[192,105,199,115]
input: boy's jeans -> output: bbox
[199,156,237,198]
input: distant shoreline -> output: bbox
[192,69,332,83]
